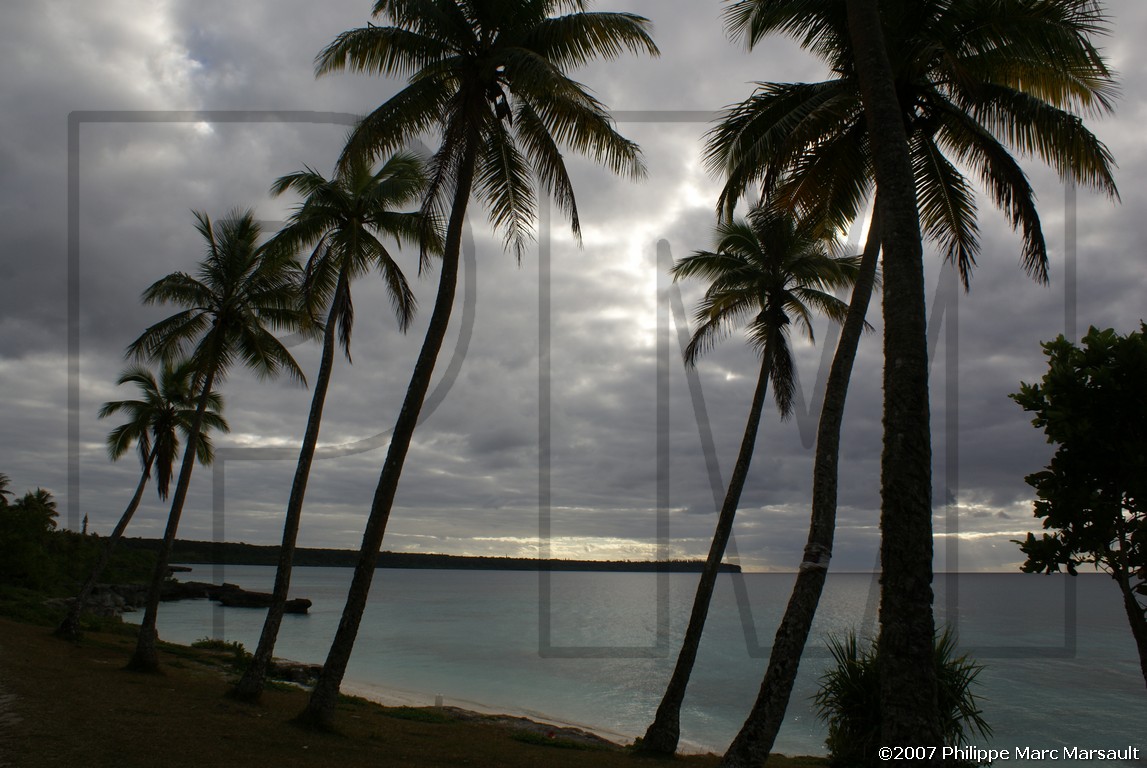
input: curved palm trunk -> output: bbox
[298,147,478,729]
[639,353,774,755]
[847,0,941,750]
[55,452,156,642]
[719,211,881,767]
[127,364,219,673]
[233,272,346,701]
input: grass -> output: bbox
[0,616,828,768]
[381,706,456,724]
[510,730,607,750]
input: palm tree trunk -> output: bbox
[55,453,156,642]
[719,209,881,767]
[127,363,219,673]
[298,146,478,730]
[846,0,941,750]
[233,271,347,701]
[639,352,774,755]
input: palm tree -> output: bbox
[0,474,12,508]
[14,488,58,530]
[299,0,658,728]
[125,209,306,672]
[55,360,227,642]
[639,205,857,754]
[0,487,59,589]
[708,1,1118,761]
[232,153,429,701]
[844,0,939,750]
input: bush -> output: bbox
[814,627,991,767]
[191,637,251,670]
[192,637,249,655]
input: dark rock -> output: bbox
[85,579,312,615]
[267,658,322,685]
[216,590,312,614]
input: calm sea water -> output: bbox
[126,568,1145,764]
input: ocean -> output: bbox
[125,567,1145,764]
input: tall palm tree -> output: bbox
[299,0,658,728]
[125,209,306,672]
[55,360,227,642]
[708,1,1118,762]
[232,153,429,701]
[0,474,12,508]
[640,205,858,754]
[848,0,941,750]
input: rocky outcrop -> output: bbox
[267,659,322,686]
[161,581,311,613]
[55,580,311,619]
[215,588,311,614]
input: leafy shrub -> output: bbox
[814,627,991,767]
[191,637,251,670]
[192,637,248,654]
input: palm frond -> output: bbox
[315,25,451,79]
[476,117,537,260]
[522,12,658,67]
[969,83,1118,198]
[913,133,981,289]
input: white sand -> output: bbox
[337,679,720,752]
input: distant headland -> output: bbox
[116,537,742,573]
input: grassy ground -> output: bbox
[0,617,827,768]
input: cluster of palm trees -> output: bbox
[58,0,1116,761]
[644,1,1116,763]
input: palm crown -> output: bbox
[674,205,860,417]
[267,152,432,360]
[99,360,229,501]
[708,0,1118,286]
[315,0,659,257]
[128,209,307,387]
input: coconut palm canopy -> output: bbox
[316,0,658,258]
[708,0,1118,287]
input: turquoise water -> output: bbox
[127,568,1145,763]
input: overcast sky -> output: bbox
[1,1,1144,572]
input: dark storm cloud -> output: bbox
[2,1,1145,570]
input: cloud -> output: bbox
[2,1,1145,572]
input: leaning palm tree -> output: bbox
[299,0,658,728]
[640,205,858,754]
[232,153,430,701]
[706,1,1119,762]
[125,209,306,672]
[55,360,227,641]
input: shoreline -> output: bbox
[341,679,636,750]
[8,617,821,767]
[338,678,717,754]
[116,599,721,755]
[129,565,729,755]
[120,564,800,757]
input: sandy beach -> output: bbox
[4,617,825,768]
